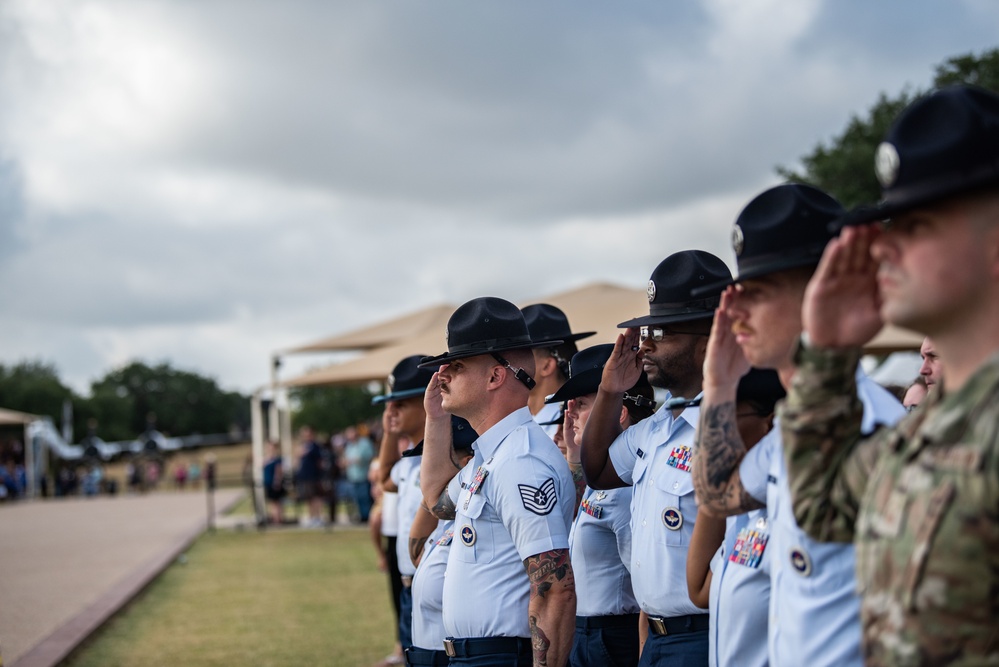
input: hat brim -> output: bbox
[418,339,562,368]
[839,170,999,230]
[691,255,821,297]
[532,331,597,346]
[617,310,715,329]
[545,368,602,404]
[536,408,564,426]
[371,387,427,405]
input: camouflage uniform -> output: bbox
[779,343,999,666]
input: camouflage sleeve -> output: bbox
[779,341,883,543]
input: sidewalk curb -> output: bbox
[10,491,245,667]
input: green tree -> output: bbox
[779,47,999,208]
[87,362,249,441]
[290,384,383,435]
[0,360,76,422]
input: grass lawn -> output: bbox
[62,528,398,667]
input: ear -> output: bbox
[485,362,507,392]
[537,354,557,379]
[618,405,630,429]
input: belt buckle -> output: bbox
[443,639,456,657]
[650,617,668,635]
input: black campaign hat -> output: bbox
[401,415,479,458]
[693,184,844,295]
[545,344,655,411]
[843,85,999,227]
[736,368,786,414]
[418,297,560,368]
[618,250,732,328]
[371,355,435,405]
[522,304,596,346]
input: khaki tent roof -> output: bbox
[282,282,648,388]
[0,408,40,426]
[283,303,457,354]
[280,282,925,388]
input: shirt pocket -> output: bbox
[454,492,495,564]
[900,479,955,612]
[655,469,695,547]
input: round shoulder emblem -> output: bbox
[662,507,683,531]
[732,224,745,257]
[875,142,900,187]
[789,546,812,577]
[460,524,476,547]
[647,279,657,303]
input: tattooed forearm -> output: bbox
[430,490,457,520]
[694,401,759,514]
[568,462,586,511]
[529,615,550,666]
[525,549,575,667]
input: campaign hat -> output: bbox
[843,85,999,226]
[693,184,844,295]
[736,368,786,414]
[522,304,596,346]
[371,354,435,405]
[401,415,478,458]
[545,343,655,410]
[418,297,560,368]
[618,250,732,328]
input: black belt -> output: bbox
[575,613,641,630]
[647,614,710,636]
[442,637,532,658]
[405,647,449,666]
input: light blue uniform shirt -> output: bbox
[607,398,702,618]
[708,507,770,667]
[533,402,562,440]
[739,372,904,667]
[411,520,453,650]
[569,485,638,617]
[442,407,575,639]
[392,455,423,577]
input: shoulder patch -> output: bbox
[518,477,558,515]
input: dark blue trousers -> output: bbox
[638,629,708,667]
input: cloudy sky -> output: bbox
[1,0,995,395]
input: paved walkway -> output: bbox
[0,489,243,667]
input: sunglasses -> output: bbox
[639,326,709,343]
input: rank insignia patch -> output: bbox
[729,525,769,569]
[662,507,683,531]
[518,478,557,515]
[460,524,476,547]
[437,529,454,546]
[580,498,602,519]
[666,445,692,472]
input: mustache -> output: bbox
[730,322,753,336]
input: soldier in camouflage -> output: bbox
[779,84,999,665]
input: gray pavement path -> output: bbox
[0,489,243,666]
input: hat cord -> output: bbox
[491,353,537,390]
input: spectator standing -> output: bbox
[344,425,376,523]
[296,426,324,527]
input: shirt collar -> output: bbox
[474,406,534,459]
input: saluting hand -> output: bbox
[424,369,449,421]
[600,328,643,393]
[804,224,884,348]
[703,288,751,393]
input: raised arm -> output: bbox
[562,409,586,512]
[580,330,641,489]
[692,290,764,516]
[524,549,576,667]
[419,369,461,520]
[781,225,886,542]
[377,407,402,491]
